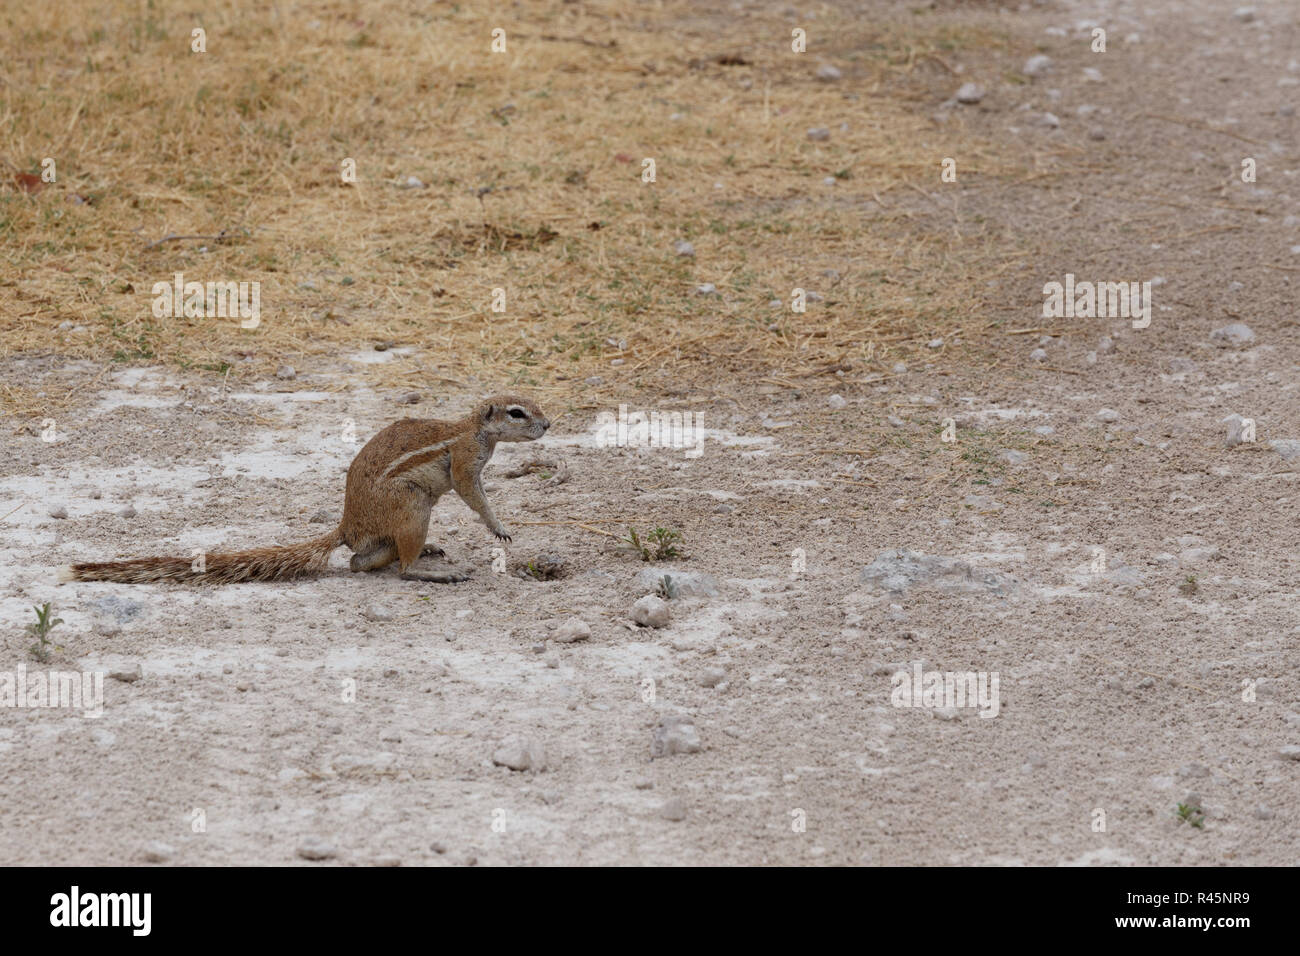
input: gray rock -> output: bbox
[109,664,143,683]
[807,127,831,142]
[634,569,719,600]
[296,838,338,861]
[999,449,1029,465]
[1210,322,1255,348]
[816,64,842,82]
[1023,54,1053,77]
[955,82,984,104]
[1029,348,1047,361]
[827,393,847,409]
[363,604,394,623]
[1279,745,1300,761]
[651,715,701,757]
[92,596,143,623]
[1039,111,1061,129]
[1096,408,1120,423]
[553,616,591,644]
[48,504,68,519]
[859,549,1017,597]
[694,283,718,296]
[660,797,688,821]
[142,841,175,863]
[119,505,137,518]
[631,595,671,628]
[673,240,695,258]
[492,735,546,772]
[1269,439,1300,461]
[399,175,424,189]
[699,667,726,688]
[275,365,296,380]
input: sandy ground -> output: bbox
[2,0,1299,865]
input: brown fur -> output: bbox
[63,394,549,585]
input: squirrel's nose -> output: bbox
[541,419,551,431]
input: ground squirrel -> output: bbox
[61,394,550,585]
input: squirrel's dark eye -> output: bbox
[508,408,526,419]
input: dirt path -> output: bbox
[1,0,1297,865]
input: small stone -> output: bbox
[1268,439,1300,461]
[1096,408,1120,423]
[397,391,421,404]
[142,841,175,863]
[109,664,143,683]
[892,362,907,374]
[93,620,122,637]
[673,240,695,258]
[1233,7,1256,22]
[816,64,842,82]
[928,338,944,349]
[1039,112,1061,129]
[695,283,718,296]
[999,449,1029,465]
[1088,127,1106,141]
[631,595,671,628]
[1138,676,1155,689]
[699,667,726,688]
[1279,745,1300,761]
[634,777,654,790]
[363,604,394,623]
[1097,336,1114,352]
[651,715,701,757]
[1210,322,1255,348]
[275,365,296,380]
[399,176,424,189]
[48,504,68,519]
[119,505,137,518]
[297,838,338,861]
[553,617,592,644]
[309,509,332,523]
[660,797,688,821]
[1029,348,1047,362]
[955,82,984,104]
[827,393,847,409]
[373,854,402,867]
[807,126,831,142]
[1254,805,1275,820]
[1023,54,1053,77]
[493,735,546,771]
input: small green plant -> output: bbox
[1175,802,1206,829]
[622,527,682,562]
[1179,574,1198,595]
[656,574,679,600]
[26,602,63,663]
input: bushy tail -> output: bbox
[61,530,343,585]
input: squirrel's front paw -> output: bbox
[493,530,513,543]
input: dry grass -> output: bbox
[0,0,1032,418]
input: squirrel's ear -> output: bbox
[486,403,497,419]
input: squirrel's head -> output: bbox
[478,394,550,442]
